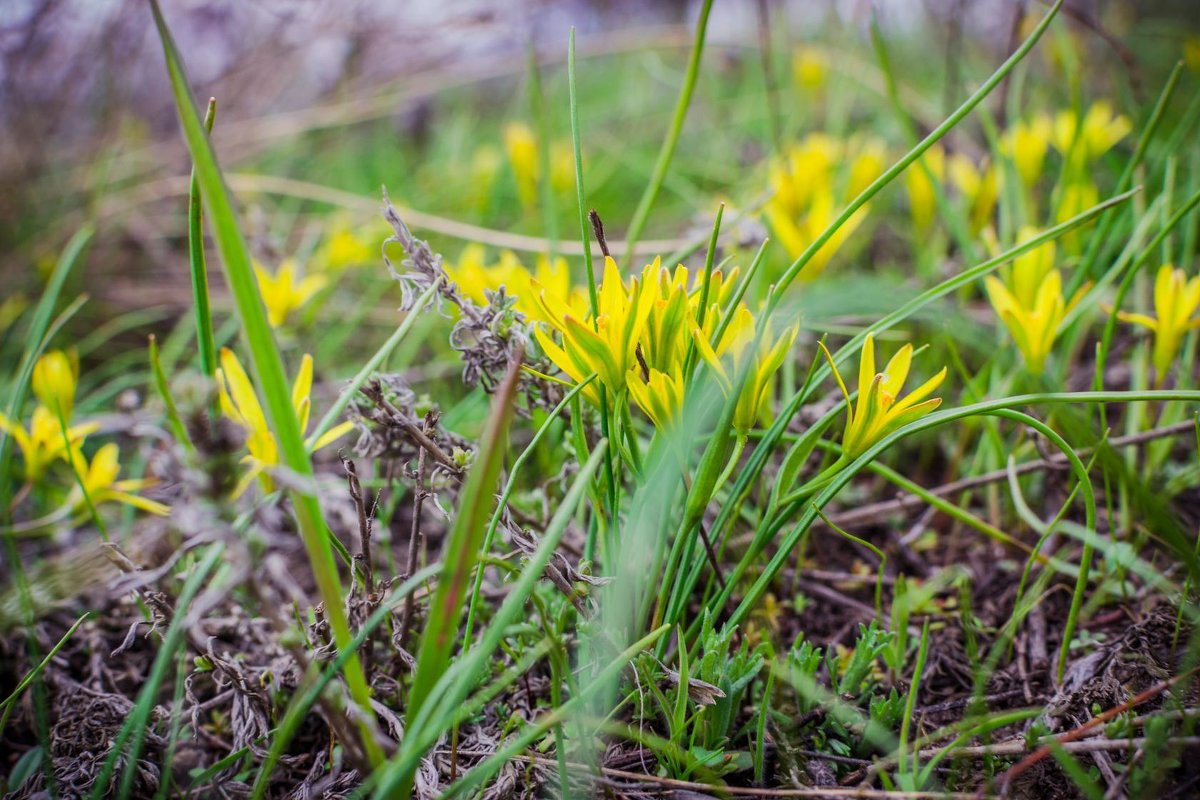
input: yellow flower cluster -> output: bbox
[254,258,327,329]
[765,133,886,277]
[1,350,166,516]
[905,144,997,234]
[533,256,798,436]
[442,245,589,325]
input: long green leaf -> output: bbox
[146,0,381,765]
[398,352,524,797]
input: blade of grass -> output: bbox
[148,334,194,454]
[189,98,218,379]
[397,351,524,798]
[147,0,381,765]
[377,441,609,797]
[621,0,715,270]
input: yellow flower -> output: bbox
[1116,265,1200,383]
[550,141,576,195]
[1007,226,1057,309]
[693,319,799,435]
[1052,102,1131,165]
[1054,180,1099,250]
[216,348,355,497]
[32,349,79,420]
[627,365,686,431]
[0,405,98,482]
[315,216,378,271]
[67,443,169,516]
[766,185,867,279]
[533,256,655,404]
[947,153,998,233]
[792,47,828,92]
[847,138,887,198]
[443,245,586,324]
[254,258,327,328]
[1002,114,1054,186]
[1186,36,1200,74]
[985,268,1086,375]
[503,122,539,210]
[905,145,945,232]
[823,335,947,457]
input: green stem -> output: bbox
[621,0,715,270]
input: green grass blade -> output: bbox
[376,440,609,796]
[0,612,89,736]
[148,334,194,454]
[188,97,218,379]
[398,352,524,798]
[147,0,381,765]
[621,0,714,270]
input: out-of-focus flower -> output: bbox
[443,245,587,324]
[1052,102,1131,165]
[468,145,502,210]
[1054,179,1100,250]
[32,349,78,420]
[985,266,1086,375]
[792,47,828,92]
[823,334,946,457]
[905,145,945,232]
[504,122,539,210]
[947,153,998,233]
[254,258,327,328]
[765,133,880,278]
[1007,226,1057,309]
[0,293,27,330]
[1185,36,1200,74]
[315,216,378,271]
[0,406,98,482]
[1116,265,1200,384]
[1002,114,1054,186]
[216,348,354,496]
[66,443,168,516]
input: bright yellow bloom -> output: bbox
[216,348,355,497]
[550,141,576,195]
[766,184,867,279]
[533,256,654,405]
[792,47,828,92]
[1007,226,1057,309]
[947,153,998,233]
[693,320,799,435]
[985,268,1086,375]
[1052,102,1131,165]
[443,245,587,324]
[254,258,327,328]
[824,335,947,457]
[32,349,79,420]
[847,139,887,198]
[315,216,378,271]
[905,145,945,232]
[66,443,169,516]
[1116,265,1200,383]
[504,122,539,210]
[0,405,98,482]
[627,365,686,431]
[1002,114,1054,186]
